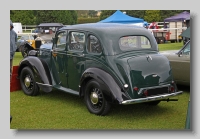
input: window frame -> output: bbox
[119,35,152,52]
[68,31,85,52]
[53,31,68,51]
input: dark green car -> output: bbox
[18,23,183,116]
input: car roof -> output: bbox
[60,23,146,34]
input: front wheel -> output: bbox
[21,45,29,58]
[84,80,111,116]
[20,67,39,96]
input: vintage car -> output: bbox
[17,34,45,57]
[16,34,35,52]
[17,23,183,116]
[18,23,64,58]
[160,40,190,86]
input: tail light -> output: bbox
[169,86,175,92]
[143,89,148,96]
[170,81,176,92]
[133,86,138,91]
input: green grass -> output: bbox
[158,42,183,51]
[11,42,189,129]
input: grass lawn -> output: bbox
[10,42,190,129]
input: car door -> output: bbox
[51,30,68,88]
[169,41,190,84]
[66,31,86,91]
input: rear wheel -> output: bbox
[84,80,111,116]
[20,67,39,96]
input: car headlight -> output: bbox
[30,41,32,45]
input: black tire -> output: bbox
[21,45,29,58]
[20,67,39,96]
[84,80,111,116]
[145,100,161,106]
[18,45,23,52]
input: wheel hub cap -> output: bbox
[24,76,31,88]
[90,91,98,104]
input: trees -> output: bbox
[144,10,161,23]
[99,10,116,20]
[88,10,98,17]
[10,10,190,25]
[36,10,77,25]
[10,10,78,25]
[10,10,36,25]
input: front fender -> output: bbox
[18,56,52,92]
[21,41,34,51]
[80,68,131,104]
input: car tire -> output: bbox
[84,80,111,116]
[21,45,29,58]
[20,67,39,96]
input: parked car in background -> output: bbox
[160,40,190,86]
[16,34,35,52]
[17,34,45,57]
[17,23,183,116]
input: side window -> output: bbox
[119,36,151,51]
[87,35,102,54]
[55,32,67,50]
[69,32,85,51]
[182,42,190,55]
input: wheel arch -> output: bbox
[18,56,52,92]
[80,68,130,104]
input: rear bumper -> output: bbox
[121,91,183,105]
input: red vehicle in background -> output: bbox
[148,22,168,44]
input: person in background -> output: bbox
[164,23,168,29]
[10,20,18,81]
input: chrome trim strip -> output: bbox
[36,82,52,87]
[122,91,183,105]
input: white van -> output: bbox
[13,22,23,34]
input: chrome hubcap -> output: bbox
[24,76,31,88]
[90,91,98,104]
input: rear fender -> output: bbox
[80,68,130,104]
[18,56,52,92]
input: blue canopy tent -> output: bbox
[98,10,144,24]
[164,11,190,22]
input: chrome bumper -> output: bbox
[121,91,183,105]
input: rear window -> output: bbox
[119,36,151,51]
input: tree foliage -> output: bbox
[36,10,77,25]
[10,10,36,25]
[144,10,161,22]
[10,10,190,25]
[76,10,89,18]
[123,10,146,19]
[10,10,78,25]
[99,10,116,20]
[88,10,98,17]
